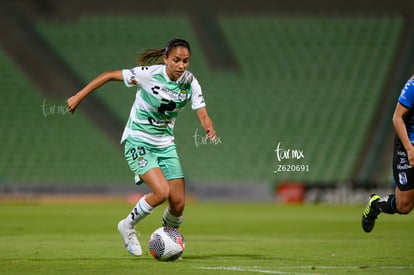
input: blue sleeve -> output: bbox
[398,77,414,109]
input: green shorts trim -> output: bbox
[124,139,184,185]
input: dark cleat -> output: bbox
[361,194,381,233]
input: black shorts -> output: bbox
[393,137,414,191]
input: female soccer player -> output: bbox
[362,75,414,232]
[67,38,217,255]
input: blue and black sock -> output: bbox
[374,194,398,214]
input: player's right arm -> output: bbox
[67,70,123,113]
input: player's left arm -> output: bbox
[393,102,414,166]
[196,107,217,141]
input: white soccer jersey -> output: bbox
[121,65,206,147]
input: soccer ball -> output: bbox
[149,227,185,261]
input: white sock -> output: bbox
[126,196,154,228]
[162,207,183,228]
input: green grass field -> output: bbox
[0,199,413,275]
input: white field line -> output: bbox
[292,265,414,270]
[195,266,320,275]
[195,265,414,274]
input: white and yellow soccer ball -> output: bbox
[149,227,185,261]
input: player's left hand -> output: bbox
[407,147,414,167]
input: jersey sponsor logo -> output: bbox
[397,150,407,157]
[397,147,411,171]
[151,85,160,94]
[158,99,177,114]
[127,68,138,85]
[150,85,189,101]
[198,95,205,104]
[129,75,137,85]
[397,163,411,170]
[148,117,170,127]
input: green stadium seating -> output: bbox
[217,15,402,183]
[0,49,131,186]
[31,15,402,185]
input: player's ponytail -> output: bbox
[137,38,191,66]
[137,48,164,66]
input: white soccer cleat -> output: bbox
[117,219,142,256]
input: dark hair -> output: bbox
[137,38,191,66]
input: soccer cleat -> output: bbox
[117,219,142,256]
[361,194,381,233]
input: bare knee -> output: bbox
[395,187,414,214]
[397,203,413,214]
[396,199,414,214]
[153,186,170,203]
[146,184,170,206]
[141,168,171,206]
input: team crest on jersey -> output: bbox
[138,157,148,168]
[399,172,407,185]
[178,89,188,100]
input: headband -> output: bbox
[164,39,191,55]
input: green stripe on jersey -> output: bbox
[140,88,160,109]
